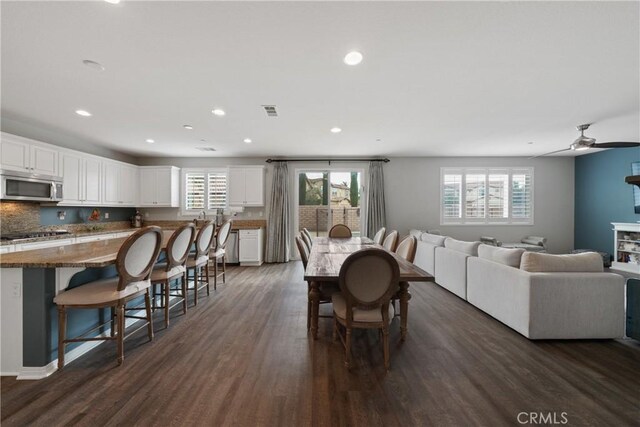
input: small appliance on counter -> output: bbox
[131,210,142,228]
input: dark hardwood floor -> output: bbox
[2,262,640,426]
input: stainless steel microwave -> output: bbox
[1,170,63,202]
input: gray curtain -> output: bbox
[266,162,290,263]
[365,161,387,238]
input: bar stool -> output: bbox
[186,221,216,305]
[54,226,163,367]
[151,224,196,328]
[210,220,232,289]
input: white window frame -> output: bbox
[440,167,534,225]
[181,168,229,216]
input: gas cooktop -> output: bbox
[0,230,70,242]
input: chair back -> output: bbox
[302,228,312,240]
[338,248,400,311]
[301,231,313,252]
[329,224,352,238]
[395,235,417,263]
[373,227,386,245]
[217,220,232,249]
[166,224,196,269]
[195,221,216,258]
[295,235,310,268]
[382,230,399,252]
[116,226,163,291]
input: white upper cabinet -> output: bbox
[228,166,265,207]
[1,133,59,176]
[138,166,180,207]
[103,160,138,206]
[60,152,103,205]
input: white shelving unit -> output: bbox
[612,222,640,274]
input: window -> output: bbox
[183,169,228,213]
[440,167,533,225]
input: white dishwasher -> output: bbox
[225,230,239,264]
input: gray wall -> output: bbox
[384,157,575,254]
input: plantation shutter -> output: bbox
[511,170,533,220]
[442,173,462,219]
[465,173,486,219]
[185,173,205,210]
[208,172,227,209]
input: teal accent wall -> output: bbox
[575,148,640,254]
[39,206,135,226]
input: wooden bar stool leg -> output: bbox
[117,304,125,365]
[193,268,198,306]
[164,280,170,328]
[382,324,390,371]
[110,306,116,337]
[345,328,352,369]
[222,254,226,283]
[144,290,154,341]
[213,258,218,290]
[181,273,188,314]
[205,263,210,295]
[57,306,67,369]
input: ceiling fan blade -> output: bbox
[528,148,571,159]
[593,142,640,148]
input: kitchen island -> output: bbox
[0,232,176,379]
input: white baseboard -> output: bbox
[15,306,149,380]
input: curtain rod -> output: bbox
[265,158,390,163]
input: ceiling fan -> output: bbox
[531,124,640,158]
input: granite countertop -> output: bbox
[0,219,266,246]
[0,231,175,268]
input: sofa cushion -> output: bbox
[409,229,424,238]
[521,236,546,247]
[443,237,480,256]
[520,252,604,273]
[477,244,524,268]
[420,233,446,246]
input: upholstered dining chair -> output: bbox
[211,220,232,289]
[295,236,338,330]
[302,228,313,242]
[395,235,417,263]
[332,248,400,370]
[151,224,196,328]
[372,227,386,245]
[382,230,399,252]
[54,226,163,368]
[391,235,417,318]
[186,221,216,305]
[329,224,352,238]
[301,230,313,252]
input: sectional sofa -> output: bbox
[411,231,625,339]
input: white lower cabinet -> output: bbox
[0,246,14,254]
[75,234,117,243]
[238,228,264,266]
[15,239,74,252]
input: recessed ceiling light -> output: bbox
[330,127,342,133]
[104,0,121,4]
[183,125,193,130]
[527,141,534,145]
[212,109,226,116]
[344,51,363,66]
[244,138,252,144]
[75,110,92,117]
[82,59,105,71]
[146,139,155,144]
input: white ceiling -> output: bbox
[1,1,639,158]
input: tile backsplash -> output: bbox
[0,201,136,234]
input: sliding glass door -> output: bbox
[297,169,363,237]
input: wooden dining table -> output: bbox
[303,236,434,340]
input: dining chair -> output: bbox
[395,235,417,263]
[151,224,196,328]
[301,230,313,252]
[296,235,339,330]
[329,224,352,238]
[302,228,313,242]
[382,230,399,252]
[54,226,163,368]
[332,248,400,370]
[372,227,386,245]
[211,220,232,289]
[186,221,216,306]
